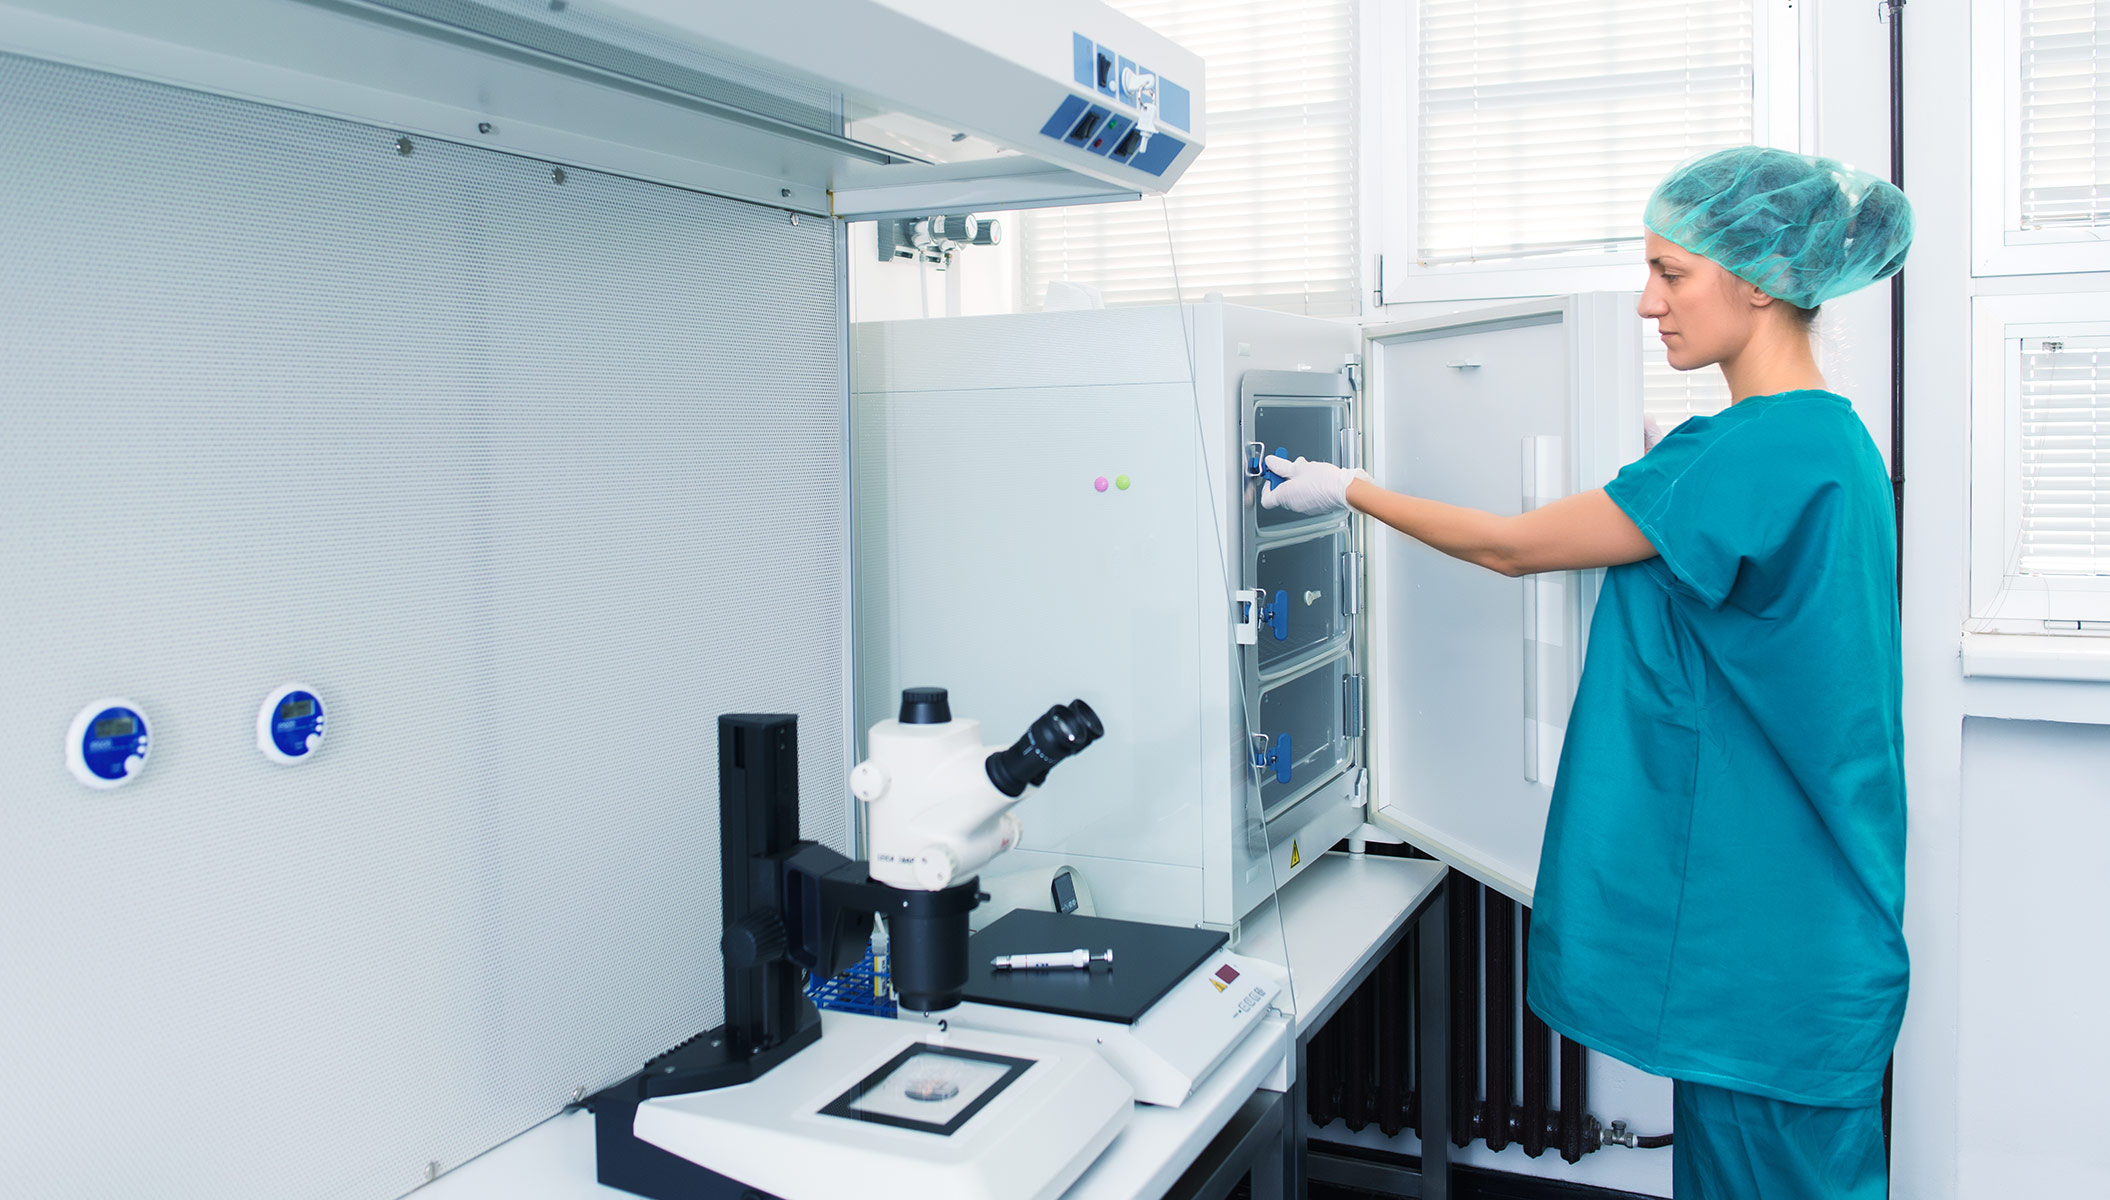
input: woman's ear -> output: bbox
[1744,280,1777,312]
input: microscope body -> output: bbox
[852,715,1023,891]
[849,687,1101,1011]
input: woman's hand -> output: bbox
[1260,455,1370,516]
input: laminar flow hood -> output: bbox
[0,0,1206,217]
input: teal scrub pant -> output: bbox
[1673,1081,1886,1200]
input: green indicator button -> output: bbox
[1115,475,1132,491]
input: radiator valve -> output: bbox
[1598,1119,1673,1150]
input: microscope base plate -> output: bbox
[632,1010,1131,1200]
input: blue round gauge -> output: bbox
[257,684,327,764]
[68,699,150,790]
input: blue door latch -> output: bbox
[1261,589,1288,641]
[1253,733,1292,786]
[1247,445,1291,489]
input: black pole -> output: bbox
[1448,873,1479,1147]
[1483,892,1515,1152]
[718,714,805,1055]
[1379,937,1409,1137]
[1343,979,1373,1131]
[1558,1034,1588,1164]
[1883,2,1906,1189]
[1888,0,1907,587]
[1418,883,1451,1200]
[1520,908,1550,1158]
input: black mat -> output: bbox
[960,910,1228,1025]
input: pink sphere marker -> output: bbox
[1094,476,1109,492]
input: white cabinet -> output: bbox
[852,303,1364,930]
[851,295,1639,928]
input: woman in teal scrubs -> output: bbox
[1263,146,1914,1199]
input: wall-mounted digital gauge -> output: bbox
[256,684,327,764]
[67,699,151,789]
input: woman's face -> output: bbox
[1637,231,1760,372]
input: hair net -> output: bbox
[1644,146,1913,310]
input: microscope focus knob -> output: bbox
[721,910,788,970]
[913,846,961,891]
[849,760,890,802]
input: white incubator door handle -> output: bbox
[1520,436,1568,785]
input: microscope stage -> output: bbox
[631,1011,1132,1200]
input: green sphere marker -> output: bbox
[1115,475,1131,491]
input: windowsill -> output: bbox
[1961,632,2110,683]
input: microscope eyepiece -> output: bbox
[984,699,1103,798]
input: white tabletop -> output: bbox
[416,1018,1292,1200]
[1062,1012,1289,1198]
[1238,851,1448,1040]
[417,851,1445,1200]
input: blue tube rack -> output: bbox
[805,946,897,1018]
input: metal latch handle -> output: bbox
[1233,589,1288,644]
[1250,733,1292,786]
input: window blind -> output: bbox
[2018,335,2110,575]
[2020,0,2110,230]
[1020,0,1359,316]
[1417,0,1754,266]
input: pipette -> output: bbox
[989,948,1114,970]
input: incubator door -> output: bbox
[1252,528,1351,676]
[1233,367,1363,885]
[1252,648,1354,819]
[1244,373,1355,542]
[1360,296,1641,906]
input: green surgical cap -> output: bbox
[1644,146,1914,310]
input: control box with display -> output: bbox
[67,699,150,790]
[257,684,327,764]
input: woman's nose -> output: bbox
[1636,289,1667,319]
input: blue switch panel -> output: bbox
[1160,78,1191,132]
[1073,33,1095,88]
[1085,111,1133,156]
[1040,94,1090,140]
[1117,56,1140,103]
[1127,132,1185,177]
[1064,105,1112,148]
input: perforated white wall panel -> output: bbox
[0,52,847,1199]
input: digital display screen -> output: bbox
[93,715,135,738]
[279,699,314,719]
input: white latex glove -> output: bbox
[1260,455,1369,516]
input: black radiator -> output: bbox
[1305,868,1601,1163]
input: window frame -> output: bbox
[1364,0,1803,307]
[1968,291,2110,642]
[1971,0,2110,277]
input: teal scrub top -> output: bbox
[1526,390,1908,1107]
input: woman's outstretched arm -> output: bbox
[1346,479,1656,577]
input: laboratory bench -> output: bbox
[417,851,1447,1200]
